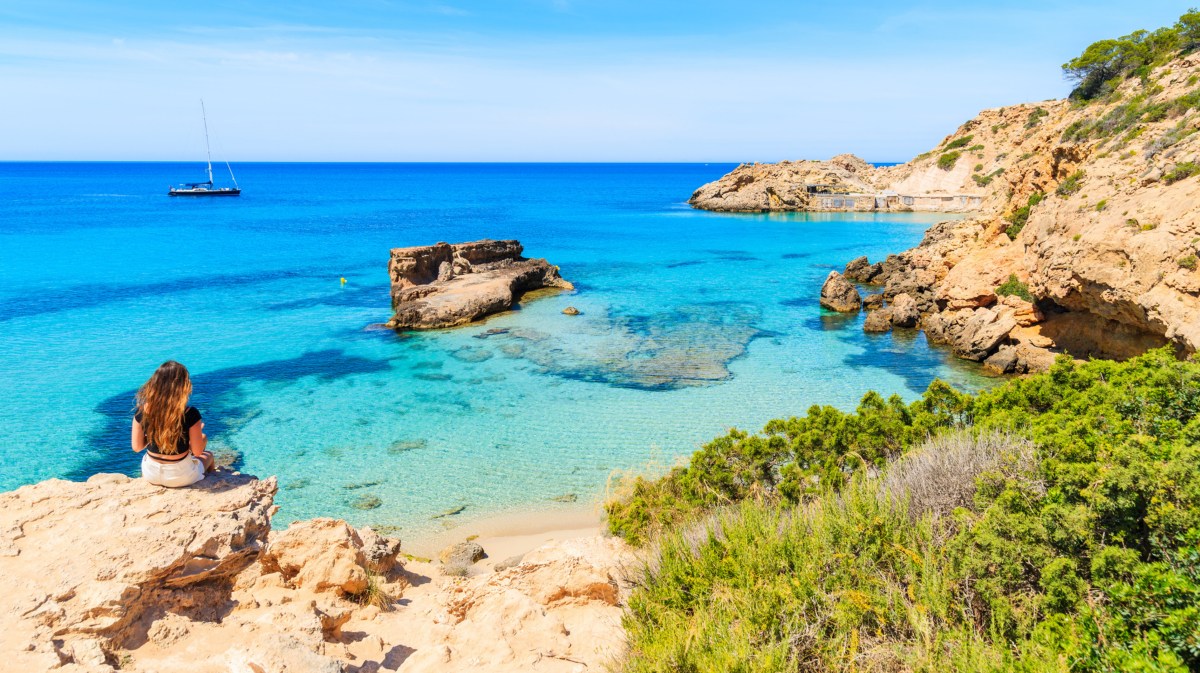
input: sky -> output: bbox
[0,1,1194,162]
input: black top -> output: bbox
[135,406,202,460]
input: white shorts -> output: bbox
[141,452,205,488]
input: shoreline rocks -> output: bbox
[387,239,573,330]
[819,271,862,312]
[0,472,631,673]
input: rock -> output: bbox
[844,256,884,283]
[889,293,921,328]
[562,306,580,316]
[439,541,486,567]
[0,472,275,671]
[863,293,885,309]
[688,155,880,212]
[863,308,894,332]
[357,527,402,571]
[820,271,862,312]
[999,294,1044,327]
[493,554,525,572]
[953,307,1018,361]
[387,240,574,330]
[262,518,369,596]
[983,345,1020,374]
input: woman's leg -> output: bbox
[200,451,215,472]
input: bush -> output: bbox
[1026,107,1050,128]
[1005,191,1045,240]
[938,151,962,171]
[1095,199,1108,211]
[1180,254,1198,270]
[1165,162,1200,184]
[615,350,1200,672]
[1056,170,1086,196]
[944,134,975,150]
[1063,11,1200,100]
[995,273,1034,302]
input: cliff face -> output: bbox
[696,54,1200,368]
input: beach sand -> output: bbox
[404,503,606,567]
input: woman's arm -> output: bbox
[131,418,145,453]
[190,421,208,456]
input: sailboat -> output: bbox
[169,100,241,197]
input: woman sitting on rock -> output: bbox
[131,361,214,487]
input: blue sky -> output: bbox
[0,1,1193,161]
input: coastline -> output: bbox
[403,499,606,563]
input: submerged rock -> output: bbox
[562,306,580,315]
[863,308,894,333]
[820,271,862,312]
[386,239,573,330]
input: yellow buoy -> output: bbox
[340,277,346,285]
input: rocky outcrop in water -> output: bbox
[819,271,862,312]
[688,154,881,212]
[0,472,630,673]
[387,239,573,330]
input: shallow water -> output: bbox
[0,162,990,538]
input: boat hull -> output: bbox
[168,188,241,197]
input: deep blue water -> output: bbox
[0,162,988,537]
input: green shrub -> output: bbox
[974,163,984,172]
[944,134,975,150]
[1005,191,1045,240]
[1180,254,1198,270]
[1063,11,1200,100]
[995,273,1034,302]
[1095,199,1108,211]
[1056,170,1086,196]
[1026,107,1051,128]
[616,350,1200,672]
[1165,162,1200,184]
[938,151,962,171]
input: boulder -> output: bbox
[844,257,883,283]
[358,526,402,571]
[439,541,486,568]
[983,345,1020,374]
[863,308,894,333]
[953,307,1018,361]
[999,294,1044,327]
[863,293,885,309]
[387,240,573,330]
[562,306,580,316]
[820,271,862,312]
[262,518,369,596]
[889,293,921,328]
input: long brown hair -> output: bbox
[136,361,192,454]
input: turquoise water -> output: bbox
[0,162,988,537]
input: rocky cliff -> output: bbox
[0,472,630,672]
[697,54,1200,370]
[387,239,574,330]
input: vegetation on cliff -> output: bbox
[1064,10,1200,100]
[608,350,1200,671]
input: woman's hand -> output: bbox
[190,421,208,456]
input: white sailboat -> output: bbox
[169,100,241,197]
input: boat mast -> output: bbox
[201,99,214,185]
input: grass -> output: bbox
[1095,199,1108,211]
[1180,255,1198,270]
[1025,107,1050,128]
[351,569,396,611]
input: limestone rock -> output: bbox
[439,541,486,568]
[0,472,275,671]
[688,155,880,212]
[999,294,1044,327]
[263,518,369,596]
[844,256,883,283]
[562,306,580,316]
[863,308,894,333]
[387,240,573,330]
[889,293,921,328]
[953,307,1017,361]
[863,293,885,309]
[357,526,402,571]
[820,271,862,312]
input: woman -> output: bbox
[131,361,214,487]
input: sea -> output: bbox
[0,162,991,538]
